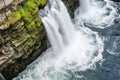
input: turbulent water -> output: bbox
[13,0,120,80]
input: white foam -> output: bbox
[74,0,119,28]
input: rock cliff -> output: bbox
[0,0,47,79]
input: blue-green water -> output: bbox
[74,0,120,79]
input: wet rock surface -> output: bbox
[62,0,80,18]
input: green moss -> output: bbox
[0,22,2,25]
[22,40,41,59]
[26,21,36,31]
[41,0,47,6]
[22,50,32,59]
[0,0,47,59]
[34,17,42,28]
[22,39,32,49]
[18,6,26,17]
[1,0,47,27]
[11,34,20,40]
[22,40,36,59]
[24,1,38,14]
[4,11,21,26]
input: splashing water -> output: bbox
[75,0,120,28]
[13,0,120,80]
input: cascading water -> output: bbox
[13,0,120,80]
[39,0,75,52]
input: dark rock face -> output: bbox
[0,73,5,80]
[62,0,80,18]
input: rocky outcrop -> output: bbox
[0,0,47,80]
[63,0,80,18]
[0,0,80,80]
[0,0,14,10]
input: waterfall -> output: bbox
[13,0,120,80]
[39,0,74,52]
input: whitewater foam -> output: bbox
[74,0,120,28]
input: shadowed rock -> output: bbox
[0,73,5,80]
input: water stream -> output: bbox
[13,0,120,80]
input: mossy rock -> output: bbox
[0,0,47,79]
